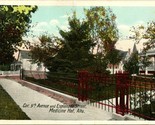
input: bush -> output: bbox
[0,65,10,71]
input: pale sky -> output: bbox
[29,6,155,39]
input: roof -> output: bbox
[115,39,144,53]
[19,50,31,59]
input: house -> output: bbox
[92,39,142,74]
[139,48,155,75]
[107,49,128,74]
[12,43,46,71]
[107,39,142,74]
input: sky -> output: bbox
[29,6,155,40]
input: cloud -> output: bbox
[118,24,131,38]
[31,22,48,31]
[50,19,59,26]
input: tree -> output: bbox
[0,5,38,65]
[139,54,152,72]
[30,34,61,66]
[123,51,139,75]
[105,48,123,74]
[131,22,155,51]
[84,7,119,73]
[84,7,119,54]
[48,12,95,73]
[30,8,119,74]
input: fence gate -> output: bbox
[78,70,89,101]
[78,70,116,112]
[78,70,130,116]
[115,71,129,116]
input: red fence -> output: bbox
[78,70,116,112]
[22,70,155,120]
[128,76,155,120]
[115,72,129,116]
[78,71,155,120]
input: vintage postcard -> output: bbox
[0,0,155,125]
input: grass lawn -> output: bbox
[0,85,30,120]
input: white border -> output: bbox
[0,0,155,124]
[1,120,155,124]
[0,0,155,6]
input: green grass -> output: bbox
[24,76,116,102]
[0,85,30,120]
[24,77,78,97]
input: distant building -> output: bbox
[107,49,128,74]
[11,43,45,71]
[139,49,155,75]
[107,39,141,74]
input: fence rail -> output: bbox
[128,76,155,120]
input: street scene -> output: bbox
[0,2,155,125]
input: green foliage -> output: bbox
[48,12,95,73]
[91,53,109,73]
[0,5,38,65]
[85,7,119,53]
[131,22,155,51]
[105,48,123,74]
[31,7,119,74]
[106,49,122,65]
[84,7,119,73]
[139,54,152,71]
[30,34,61,65]
[0,65,10,71]
[124,52,139,75]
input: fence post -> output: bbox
[78,70,89,102]
[20,68,24,80]
[116,71,129,116]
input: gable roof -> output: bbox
[115,39,143,53]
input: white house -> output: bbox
[12,43,46,71]
[17,50,45,71]
[139,48,155,75]
[107,39,144,74]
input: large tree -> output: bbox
[0,5,37,65]
[123,51,139,75]
[30,34,61,66]
[84,7,119,73]
[30,7,120,74]
[85,7,119,54]
[48,12,95,73]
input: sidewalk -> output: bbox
[0,78,113,120]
